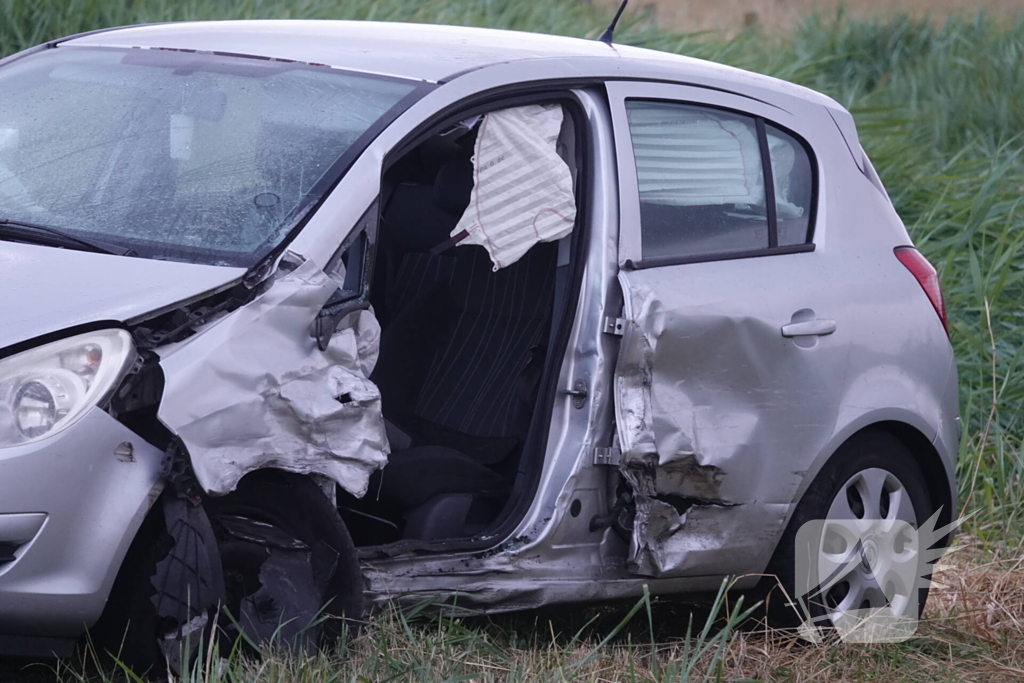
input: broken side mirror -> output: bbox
[312,203,377,351]
[313,288,371,351]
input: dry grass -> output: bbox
[622,0,1024,35]
[80,543,1011,683]
[266,547,1024,683]
[25,547,1016,683]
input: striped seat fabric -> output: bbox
[411,242,556,439]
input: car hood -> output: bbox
[0,242,245,351]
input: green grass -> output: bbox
[2,1,1024,680]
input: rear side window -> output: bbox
[625,100,814,263]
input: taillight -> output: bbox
[894,246,948,335]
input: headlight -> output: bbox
[0,329,135,448]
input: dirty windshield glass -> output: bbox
[0,47,418,266]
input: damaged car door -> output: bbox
[607,82,852,578]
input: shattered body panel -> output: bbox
[157,257,388,497]
[613,265,849,577]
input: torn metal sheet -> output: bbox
[614,269,843,577]
[451,104,576,270]
[157,256,388,497]
[231,525,338,651]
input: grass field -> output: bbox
[2,0,1024,680]
[621,0,1024,35]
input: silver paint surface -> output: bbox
[0,241,242,349]
[157,256,389,497]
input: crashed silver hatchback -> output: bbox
[0,19,958,663]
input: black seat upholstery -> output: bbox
[410,243,556,439]
[375,446,506,511]
[369,160,559,539]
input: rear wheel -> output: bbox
[759,430,935,636]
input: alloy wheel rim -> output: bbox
[818,467,920,623]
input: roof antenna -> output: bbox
[597,0,629,45]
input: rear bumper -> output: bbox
[0,408,163,641]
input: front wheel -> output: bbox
[759,430,936,639]
[93,472,364,675]
[204,471,365,652]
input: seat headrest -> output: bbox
[383,183,454,252]
[433,159,474,215]
[381,161,474,254]
[417,136,465,177]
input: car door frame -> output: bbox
[336,83,645,612]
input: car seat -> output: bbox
[370,161,558,540]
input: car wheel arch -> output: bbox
[785,420,954,550]
[867,421,955,540]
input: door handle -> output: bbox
[781,319,836,337]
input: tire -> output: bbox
[91,493,225,677]
[93,472,363,674]
[756,429,935,635]
[203,471,365,652]
[89,502,167,675]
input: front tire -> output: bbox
[204,471,365,652]
[93,472,364,674]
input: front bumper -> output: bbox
[0,408,163,641]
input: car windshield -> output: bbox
[0,46,420,266]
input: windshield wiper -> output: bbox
[0,217,133,256]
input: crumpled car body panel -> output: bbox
[157,257,389,498]
[613,257,852,577]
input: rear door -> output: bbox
[606,81,851,578]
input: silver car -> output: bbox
[0,19,957,665]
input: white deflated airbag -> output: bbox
[451,104,576,270]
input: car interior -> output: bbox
[336,100,582,547]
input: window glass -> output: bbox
[0,47,417,266]
[625,100,768,261]
[766,123,814,246]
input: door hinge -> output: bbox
[593,446,622,467]
[603,316,626,336]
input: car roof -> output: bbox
[62,20,626,82]
[61,20,832,107]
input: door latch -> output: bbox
[563,378,588,409]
